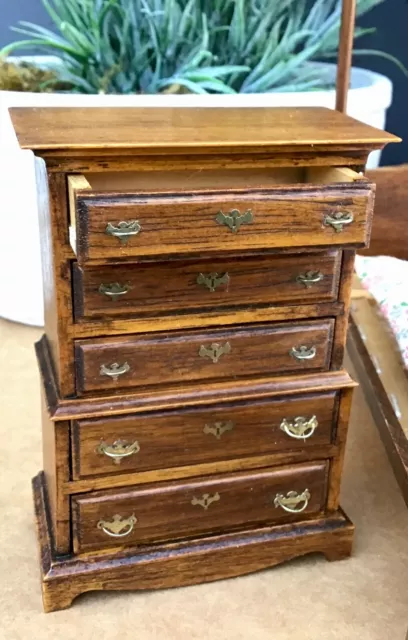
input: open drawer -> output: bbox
[68,167,374,263]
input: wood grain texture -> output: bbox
[71,185,374,262]
[18,104,395,613]
[40,392,71,554]
[72,462,328,553]
[10,106,399,152]
[72,251,341,321]
[326,387,354,511]
[72,392,337,479]
[70,301,344,340]
[36,334,356,420]
[34,160,64,392]
[335,0,356,113]
[33,472,354,613]
[41,170,75,397]
[64,445,338,496]
[40,150,372,174]
[361,165,408,261]
[331,249,356,369]
[75,319,335,394]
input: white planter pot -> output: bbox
[0,58,393,326]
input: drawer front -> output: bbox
[75,319,334,394]
[72,392,337,479]
[72,251,341,321]
[72,461,328,552]
[72,186,372,262]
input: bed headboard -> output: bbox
[360,164,408,260]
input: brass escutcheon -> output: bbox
[215,208,253,233]
[97,514,137,537]
[100,362,130,380]
[97,439,140,464]
[199,342,231,364]
[323,211,354,233]
[203,421,234,439]
[280,415,318,440]
[196,272,230,292]
[99,282,131,301]
[191,493,220,510]
[105,220,141,245]
[296,271,324,288]
[274,489,311,513]
[290,345,317,361]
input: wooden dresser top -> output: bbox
[10,106,399,154]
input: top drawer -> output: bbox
[68,167,374,263]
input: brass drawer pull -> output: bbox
[296,271,324,288]
[203,421,234,439]
[215,208,253,233]
[105,220,141,245]
[97,439,140,464]
[274,489,311,513]
[280,415,318,440]
[99,282,131,300]
[324,211,354,232]
[196,272,230,292]
[199,342,231,364]
[290,345,317,361]
[97,514,137,537]
[191,493,220,510]
[100,362,130,379]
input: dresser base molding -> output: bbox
[33,471,354,613]
[36,334,357,422]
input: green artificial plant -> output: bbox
[1,0,402,95]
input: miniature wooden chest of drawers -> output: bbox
[10,106,397,612]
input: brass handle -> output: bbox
[290,346,317,361]
[215,208,253,233]
[196,272,230,292]
[280,416,318,440]
[324,211,354,232]
[274,489,311,513]
[97,439,140,464]
[199,342,231,363]
[97,514,137,537]
[100,362,130,380]
[105,220,141,245]
[191,493,220,510]
[203,421,234,439]
[99,282,131,301]
[296,271,324,288]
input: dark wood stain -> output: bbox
[74,319,335,394]
[72,462,329,553]
[72,251,341,321]
[33,472,355,613]
[72,392,337,479]
[11,104,396,611]
[72,185,373,262]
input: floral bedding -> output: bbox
[354,255,408,369]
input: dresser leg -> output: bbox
[323,542,353,562]
[41,584,80,614]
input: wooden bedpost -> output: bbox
[336,0,357,113]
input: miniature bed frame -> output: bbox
[348,165,408,506]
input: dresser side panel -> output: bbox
[331,249,357,369]
[35,159,75,396]
[41,390,71,553]
[326,386,355,511]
